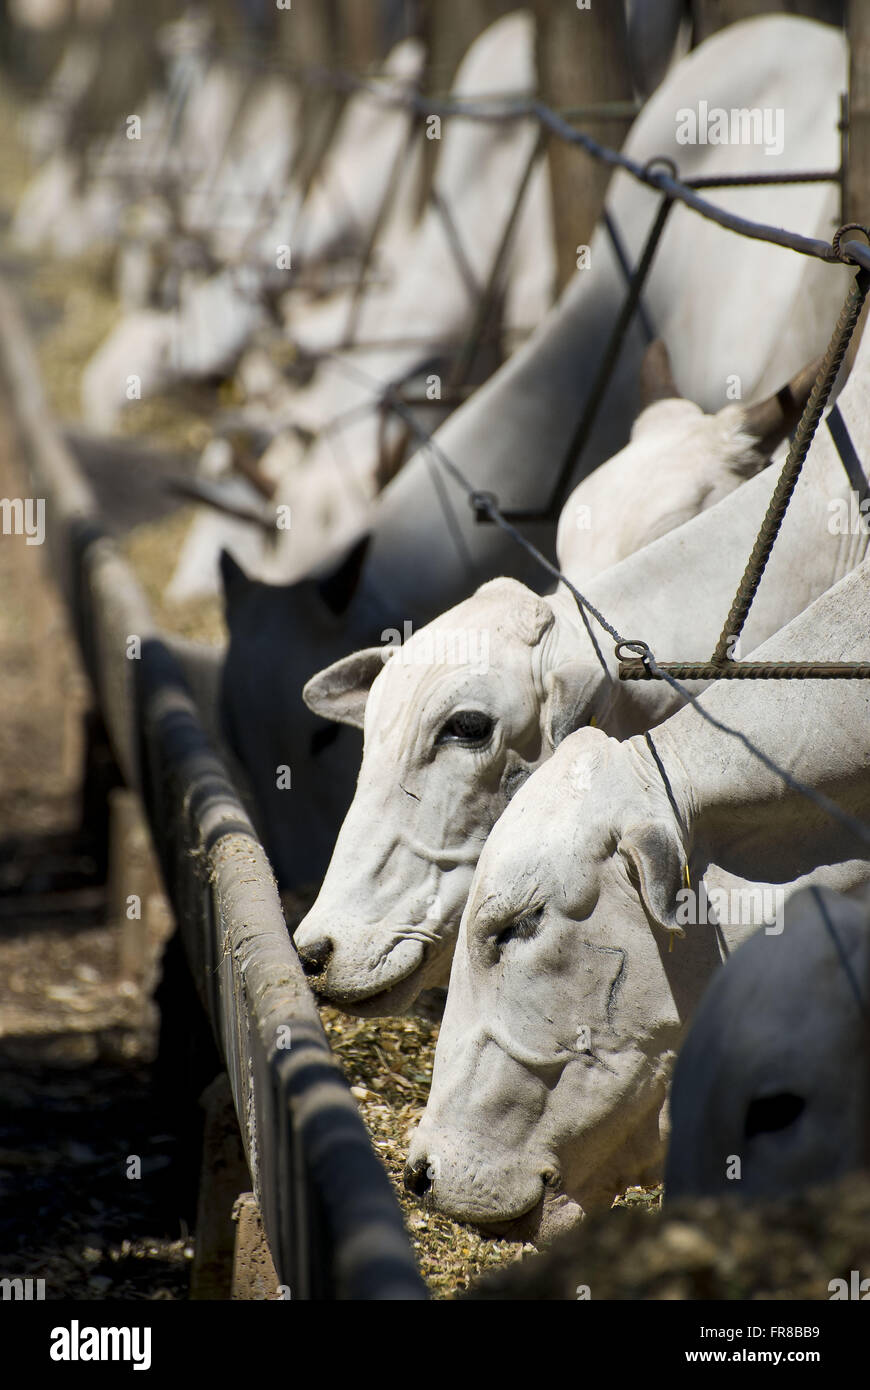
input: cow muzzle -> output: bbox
[293,916,435,1014]
[403,1133,560,1238]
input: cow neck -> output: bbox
[636,560,870,885]
[548,418,870,740]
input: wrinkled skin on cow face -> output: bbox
[405,728,727,1240]
[294,581,615,1014]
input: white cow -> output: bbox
[405,560,870,1240]
[188,14,848,890]
[78,63,290,425]
[83,19,538,442]
[346,14,845,620]
[167,9,554,599]
[169,13,847,602]
[156,38,428,390]
[14,44,245,261]
[664,881,870,1203]
[181,76,302,264]
[287,10,851,996]
[292,334,854,1012]
[555,344,819,581]
[266,38,426,273]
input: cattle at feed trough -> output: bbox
[218,324,839,897]
[163,9,556,600]
[74,53,295,419]
[163,11,847,600]
[663,880,870,1205]
[181,11,852,895]
[280,0,691,352]
[122,68,304,346]
[126,36,428,383]
[1,0,867,1311]
[403,557,870,1242]
[13,18,303,359]
[77,15,549,432]
[294,341,840,1008]
[291,112,868,998]
[554,342,823,582]
[30,10,556,892]
[254,37,426,279]
[12,15,234,262]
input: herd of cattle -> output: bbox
[14,5,870,1252]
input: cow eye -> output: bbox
[744,1092,805,1140]
[435,710,494,745]
[494,906,544,953]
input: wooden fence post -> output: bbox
[691,1,844,45]
[534,0,635,294]
[848,1,870,230]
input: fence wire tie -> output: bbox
[832,222,870,264]
[469,489,499,521]
[615,639,653,671]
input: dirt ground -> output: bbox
[0,400,193,1299]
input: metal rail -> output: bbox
[0,278,426,1301]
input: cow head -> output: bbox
[219,538,374,889]
[294,580,615,1014]
[665,882,870,1203]
[556,344,825,582]
[404,726,727,1239]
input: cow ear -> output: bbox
[542,664,604,750]
[639,339,681,408]
[617,820,688,940]
[220,549,252,611]
[315,534,371,616]
[741,355,823,459]
[302,647,388,729]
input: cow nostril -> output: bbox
[296,937,333,976]
[403,1159,433,1197]
[541,1168,560,1190]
